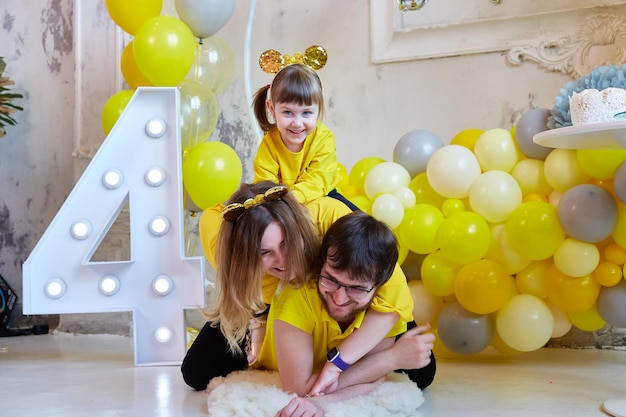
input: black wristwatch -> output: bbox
[326,347,350,371]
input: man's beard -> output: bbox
[318,287,373,327]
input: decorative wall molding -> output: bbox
[371,0,626,69]
[507,13,626,79]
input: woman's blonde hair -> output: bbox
[252,63,325,132]
[204,181,320,354]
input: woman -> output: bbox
[181,181,415,392]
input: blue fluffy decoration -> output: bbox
[549,64,626,129]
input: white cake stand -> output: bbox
[534,122,626,417]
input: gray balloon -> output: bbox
[515,108,553,160]
[437,302,493,355]
[598,281,626,328]
[557,184,617,243]
[614,162,626,203]
[175,0,236,39]
[393,129,443,178]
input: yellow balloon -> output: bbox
[593,261,623,287]
[545,265,601,312]
[543,149,590,192]
[437,211,491,264]
[121,41,153,89]
[505,201,565,260]
[420,250,461,297]
[349,195,372,214]
[553,238,600,278]
[485,223,530,275]
[336,163,350,191]
[576,149,626,180]
[468,170,522,223]
[182,141,242,210]
[612,204,626,250]
[441,199,465,218]
[496,294,554,352]
[133,16,197,86]
[450,128,483,151]
[408,280,445,326]
[511,158,553,196]
[342,184,361,199]
[515,260,551,299]
[101,89,135,135]
[396,204,445,254]
[105,0,162,35]
[473,128,520,173]
[454,259,512,314]
[568,304,606,331]
[605,242,626,265]
[349,157,385,195]
[409,172,446,208]
[490,326,524,356]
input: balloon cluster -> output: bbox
[338,109,626,356]
[103,0,242,211]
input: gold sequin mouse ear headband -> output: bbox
[221,186,289,222]
[259,45,328,74]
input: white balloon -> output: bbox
[364,162,411,200]
[371,194,405,229]
[393,186,416,209]
[175,0,235,39]
[426,145,481,198]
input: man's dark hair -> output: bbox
[319,211,399,288]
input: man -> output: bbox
[256,211,436,416]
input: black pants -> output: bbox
[328,188,360,211]
[180,322,247,391]
[181,320,436,391]
[394,321,437,389]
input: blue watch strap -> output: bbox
[327,347,350,371]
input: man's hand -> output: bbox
[308,362,341,396]
[275,396,324,417]
[393,323,435,370]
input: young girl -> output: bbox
[252,63,359,211]
[181,182,414,394]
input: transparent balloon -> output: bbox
[178,79,219,151]
[186,36,235,95]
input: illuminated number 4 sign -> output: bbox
[23,88,205,365]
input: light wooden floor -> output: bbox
[0,333,624,416]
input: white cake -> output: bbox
[569,87,626,125]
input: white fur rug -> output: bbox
[206,369,424,417]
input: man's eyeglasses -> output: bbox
[221,186,289,222]
[318,274,374,300]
